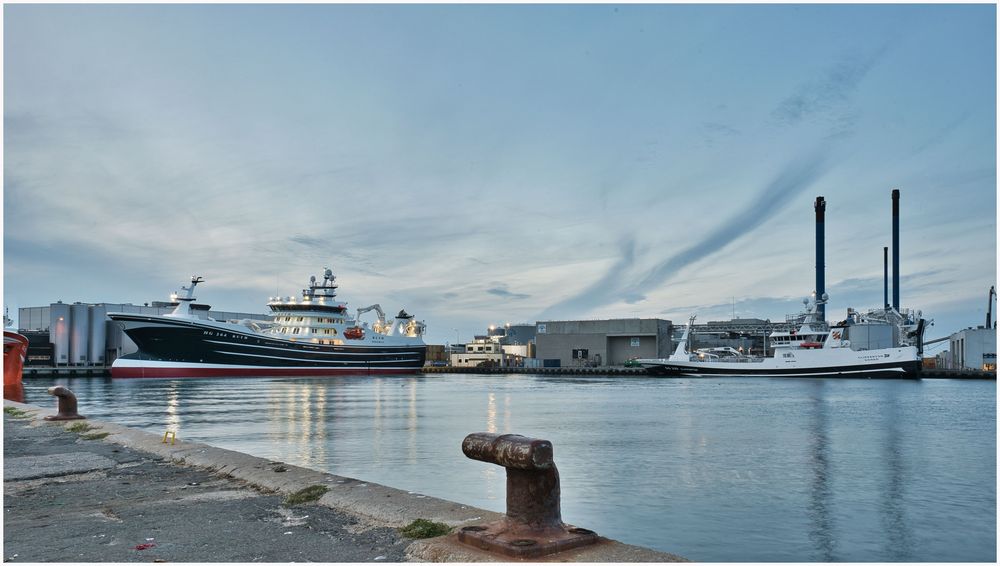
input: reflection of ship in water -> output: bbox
[806,389,835,561]
[804,383,916,561]
[879,390,913,561]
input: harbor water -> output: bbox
[20,374,996,562]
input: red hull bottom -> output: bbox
[111,366,422,379]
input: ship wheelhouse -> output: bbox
[257,267,425,346]
[265,268,351,345]
[768,330,829,349]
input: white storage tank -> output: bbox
[50,302,72,365]
[69,302,90,365]
[89,305,107,365]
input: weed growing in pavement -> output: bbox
[66,422,93,433]
[283,485,330,506]
[399,519,451,539]
[81,431,110,440]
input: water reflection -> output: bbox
[373,379,383,463]
[503,393,511,434]
[270,382,328,468]
[482,391,500,501]
[807,384,836,561]
[408,379,418,464]
[880,387,912,560]
[486,392,497,433]
[165,382,181,433]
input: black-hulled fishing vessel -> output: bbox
[108,268,426,378]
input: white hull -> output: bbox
[639,346,921,378]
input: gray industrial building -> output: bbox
[534,318,673,367]
[18,302,270,367]
[948,326,996,371]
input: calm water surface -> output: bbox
[21,374,996,562]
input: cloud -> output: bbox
[622,147,831,303]
[537,237,637,320]
[703,122,741,137]
[771,46,888,136]
[289,235,330,248]
[486,284,530,300]
[907,111,971,157]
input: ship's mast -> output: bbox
[168,276,203,317]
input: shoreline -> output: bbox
[20,365,996,379]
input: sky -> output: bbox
[3,3,996,350]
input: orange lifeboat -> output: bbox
[800,342,823,349]
[343,326,365,340]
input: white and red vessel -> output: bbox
[108,268,427,378]
[637,295,922,379]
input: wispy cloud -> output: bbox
[537,237,637,320]
[622,147,831,303]
[771,46,888,137]
[486,284,530,300]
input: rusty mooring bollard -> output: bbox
[43,386,86,421]
[457,432,597,558]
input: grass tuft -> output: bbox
[66,422,93,433]
[398,518,451,539]
[283,485,329,507]
[81,431,110,440]
[4,407,30,418]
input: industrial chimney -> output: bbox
[883,246,889,310]
[892,189,900,311]
[815,196,826,321]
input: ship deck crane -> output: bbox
[355,304,386,329]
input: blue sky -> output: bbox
[3,4,996,349]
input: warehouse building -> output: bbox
[534,318,673,367]
[948,326,997,371]
[18,302,270,367]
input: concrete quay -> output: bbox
[3,399,685,563]
[420,366,647,376]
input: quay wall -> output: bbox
[4,398,684,562]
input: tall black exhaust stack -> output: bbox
[883,246,889,309]
[815,196,826,321]
[892,189,900,311]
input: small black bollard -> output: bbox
[43,386,86,421]
[457,432,597,558]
